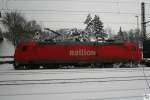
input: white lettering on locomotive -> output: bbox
[69,49,96,56]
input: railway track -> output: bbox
[0,75,149,86]
[0,68,146,74]
[0,56,13,58]
[0,67,149,75]
[0,88,145,97]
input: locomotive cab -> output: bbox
[14,41,37,69]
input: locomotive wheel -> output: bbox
[118,62,138,68]
[95,64,104,68]
[14,65,26,70]
[126,61,138,68]
[24,65,40,69]
[113,63,123,68]
[31,65,40,69]
[13,63,19,70]
[43,64,58,69]
[13,63,25,70]
[14,65,20,70]
[103,63,113,68]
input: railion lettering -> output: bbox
[69,49,96,56]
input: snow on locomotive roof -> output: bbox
[37,39,127,46]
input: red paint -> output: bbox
[14,41,141,65]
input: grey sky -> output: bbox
[0,0,150,33]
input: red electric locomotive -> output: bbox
[13,40,141,69]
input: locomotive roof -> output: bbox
[38,40,126,45]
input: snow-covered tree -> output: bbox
[118,27,125,41]
[92,15,104,38]
[84,14,93,34]
[84,14,106,40]
[84,14,92,25]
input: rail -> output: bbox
[0,56,14,58]
[0,56,14,64]
[0,61,14,64]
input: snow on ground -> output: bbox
[0,64,150,100]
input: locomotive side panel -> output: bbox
[96,42,141,63]
[97,44,129,62]
[35,44,67,62]
[35,44,97,65]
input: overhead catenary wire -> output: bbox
[38,20,137,25]
[0,9,141,15]
[2,0,150,16]
[1,0,150,32]
[6,0,150,5]
[4,0,150,16]
[1,0,150,24]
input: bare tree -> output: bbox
[105,27,113,39]
[2,11,42,45]
[24,20,41,33]
[0,28,3,41]
[2,11,26,45]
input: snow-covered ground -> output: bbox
[0,64,150,100]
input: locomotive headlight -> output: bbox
[22,46,28,52]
